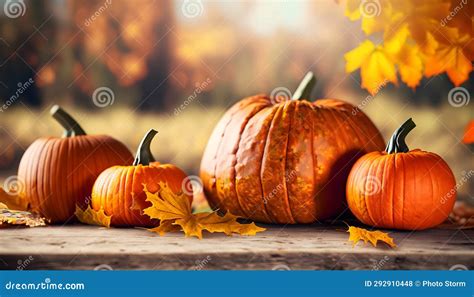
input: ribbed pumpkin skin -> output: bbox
[91,162,192,227]
[200,95,385,224]
[346,150,456,230]
[18,135,133,223]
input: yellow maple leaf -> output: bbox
[425,28,473,86]
[142,183,191,221]
[148,220,181,236]
[143,183,266,239]
[176,211,265,239]
[396,43,423,89]
[347,226,396,248]
[75,205,112,228]
[345,40,398,95]
[0,187,29,211]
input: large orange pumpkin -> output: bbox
[18,105,133,223]
[91,129,192,227]
[200,72,385,224]
[346,118,456,230]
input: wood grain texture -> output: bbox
[0,225,472,270]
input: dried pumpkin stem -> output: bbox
[133,129,158,165]
[50,105,86,137]
[291,71,316,101]
[385,118,416,154]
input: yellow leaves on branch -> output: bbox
[343,0,473,94]
[347,226,396,248]
[143,183,266,239]
[75,205,112,228]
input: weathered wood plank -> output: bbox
[1,224,472,270]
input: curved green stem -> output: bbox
[385,118,416,154]
[50,105,86,137]
[133,129,158,166]
[292,71,316,101]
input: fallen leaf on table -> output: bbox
[347,226,396,248]
[148,220,182,236]
[143,183,265,239]
[75,205,111,228]
[0,187,29,211]
[0,203,45,227]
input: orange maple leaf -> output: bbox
[143,183,265,239]
[347,226,396,248]
[425,28,473,86]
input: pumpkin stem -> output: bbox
[50,105,86,137]
[292,71,316,101]
[385,118,416,154]
[133,129,158,166]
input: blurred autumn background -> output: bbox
[0,0,472,200]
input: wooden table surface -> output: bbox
[1,224,472,270]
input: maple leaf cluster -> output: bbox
[343,0,473,94]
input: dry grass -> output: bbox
[0,94,472,199]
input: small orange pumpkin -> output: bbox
[18,105,133,223]
[91,129,192,227]
[346,118,456,230]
